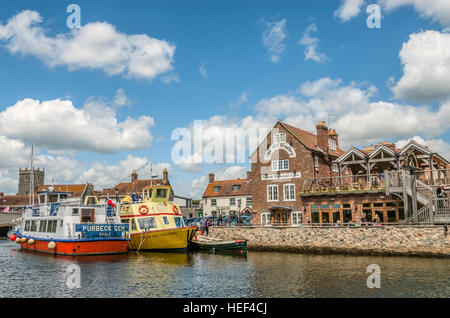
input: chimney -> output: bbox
[246,171,251,181]
[131,170,138,183]
[328,128,339,148]
[316,121,329,153]
[209,173,215,184]
[163,168,168,180]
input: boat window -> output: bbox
[147,189,153,199]
[24,220,31,231]
[131,219,137,231]
[30,220,37,232]
[81,209,94,223]
[60,194,68,201]
[39,220,47,232]
[121,218,129,224]
[155,188,168,199]
[138,217,156,230]
[162,216,169,225]
[174,217,184,228]
[39,194,46,204]
[49,195,58,203]
[60,220,64,228]
[72,208,79,215]
[47,220,57,233]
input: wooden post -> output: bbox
[429,155,434,185]
[410,172,418,223]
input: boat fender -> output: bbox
[15,238,21,244]
[48,241,56,250]
[20,237,27,243]
[9,234,17,241]
[139,205,149,215]
[28,239,35,245]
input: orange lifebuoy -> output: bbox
[139,205,149,215]
[172,205,179,214]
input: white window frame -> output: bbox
[291,211,302,226]
[333,162,339,172]
[246,197,252,206]
[211,199,217,206]
[273,131,286,144]
[329,138,337,152]
[283,184,296,201]
[230,198,236,206]
[271,159,289,172]
[314,156,319,168]
[261,212,271,226]
[267,185,279,202]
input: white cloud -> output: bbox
[379,0,450,25]
[300,78,342,96]
[112,88,133,108]
[230,91,250,109]
[0,98,155,153]
[262,18,288,63]
[392,30,450,103]
[177,165,248,199]
[298,23,327,63]
[0,10,176,81]
[77,155,171,189]
[200,61,208,78]
[334,0,366,22]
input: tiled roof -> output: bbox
[36,184,87,198]
[0,195,30,206]
[203,179,251,198]
[279,121,345,156]
[100,179,170,197]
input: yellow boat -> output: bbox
[119,185,197,252]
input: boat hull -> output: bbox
[129,226,196,251]
[18,237,129,256]
[190,239,248,253]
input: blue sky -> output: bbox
[0,0,449,198]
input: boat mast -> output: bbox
[29,145,34,205]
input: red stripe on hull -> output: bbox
[20,239,129,256]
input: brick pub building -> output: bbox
[250,120,344,225]
[249,121,449,225]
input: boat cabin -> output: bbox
[142,185,174,203]
[37,190,72,205]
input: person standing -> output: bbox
[205,218,210,236]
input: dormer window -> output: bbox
[273,131,286,144]
[232,185,240,191]
[329,138,337,152]
[213,186,220,192]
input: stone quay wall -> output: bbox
[209,226,450,257]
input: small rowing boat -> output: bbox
[190,235,247,253]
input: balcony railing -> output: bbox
[301,173,386,193]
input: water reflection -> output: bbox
[0,241,448,298]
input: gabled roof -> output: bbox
[35,184,88,198]
[100,179,170,197]
[368,144,397,159]
[279,121,345,156]
[335,147,368,163]
[203,178,251,198]
[398,139,432,156]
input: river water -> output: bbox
[0,240,448,298]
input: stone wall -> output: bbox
[209,226,450,257]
